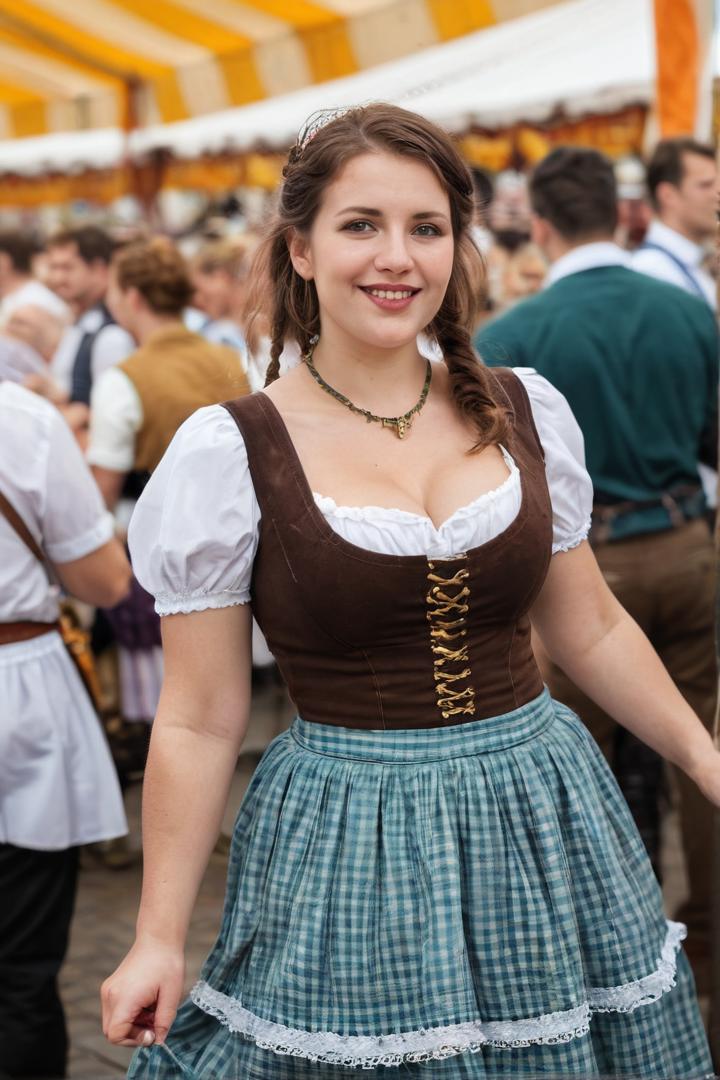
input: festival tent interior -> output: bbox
[0,0,710,207]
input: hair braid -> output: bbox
[260,234,321,386]
[429,239,511,451]
[434,320,510,450]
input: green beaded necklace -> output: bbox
[303,342,432,440]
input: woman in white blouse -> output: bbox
[104,106,717,1078]
[0,378,130,1079]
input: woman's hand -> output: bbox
[101,939,185,1048]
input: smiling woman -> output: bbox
[102,104,715,1079]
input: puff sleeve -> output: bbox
[128,405,261,615]
[514,368,594,554]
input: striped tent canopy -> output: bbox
[0,0,569,139]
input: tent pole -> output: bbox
[120,77,164,229]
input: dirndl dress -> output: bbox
[127,373,713,1078]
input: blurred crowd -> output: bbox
[1,130,717,775]
[1,134,716,412]
[0,131,718,1078]
[0,133,716,761]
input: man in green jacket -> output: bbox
[475,146,718,991]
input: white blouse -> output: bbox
[0,382,114,623]
[129,369,593,617]
[0,383,126,849]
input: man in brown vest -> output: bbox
[87,237,249,507]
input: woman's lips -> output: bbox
[359,285,420,311]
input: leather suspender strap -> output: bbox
[0,490,60,642]
[639,241,707,301]
[0,488,103,707]
[0,488,46,565]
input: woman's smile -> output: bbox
[359,283,421,311]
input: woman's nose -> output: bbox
[374,231,413,274]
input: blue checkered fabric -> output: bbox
[128,691,712,1078]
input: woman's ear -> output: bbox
[287,228,314,281]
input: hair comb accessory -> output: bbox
[297,106,355,154]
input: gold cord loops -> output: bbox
[426,559,476,720]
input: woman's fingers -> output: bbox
[102,980,158,1045]
[115,1029,157,1048]
[105,1013,156,1046]
[152,975,182,1044]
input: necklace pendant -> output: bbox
[396,418,407,439]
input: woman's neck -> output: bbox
[308,334,428,416]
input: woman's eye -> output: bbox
[414,223,441,237]
[343,220,374,232]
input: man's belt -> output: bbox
[591,484,706,544]
[0,620,59,645]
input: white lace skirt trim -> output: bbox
[190,920,686,1068]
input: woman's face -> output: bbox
[290,150,455,354]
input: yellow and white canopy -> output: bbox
[0,0,570,139]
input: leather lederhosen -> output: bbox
[223,368,553,729]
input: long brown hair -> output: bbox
[248,103,509,449]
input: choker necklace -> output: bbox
[303,342,432,440]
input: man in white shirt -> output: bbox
[45,226,135,404]
[632,137,717,309]
[0,231,69,326]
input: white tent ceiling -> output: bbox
[0,0,655,177]
[133,0,654,160]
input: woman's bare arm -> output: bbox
[102,602,253,1047]
[530,541,719,803]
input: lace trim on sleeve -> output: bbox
[155,590,250,617]
[551,516,592,555]
[190,920,685,1068]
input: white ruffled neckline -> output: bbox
[313,446,519,535]
[191,920,686,1070]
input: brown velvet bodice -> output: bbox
[223,368,552,729]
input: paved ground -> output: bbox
[62,684,698,1078]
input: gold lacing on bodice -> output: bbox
[426,559,476,720]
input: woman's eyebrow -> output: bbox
[335,206,449,221]
[335,206,381,217]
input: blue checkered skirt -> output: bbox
[128,690,712,1078]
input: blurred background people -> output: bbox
[0,231,68,326]
[0,375,131,1079]
[84,237,250,786]
[45,225,135,405]
[0,326,47,385]
[3,304,91,448]
[5,303,68,370]
[632,138,719,511]
[88,237,249,509]
[614,154,652,249]
[191,238,250,334]
[476,146,718,992]
[632,137,717,308]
